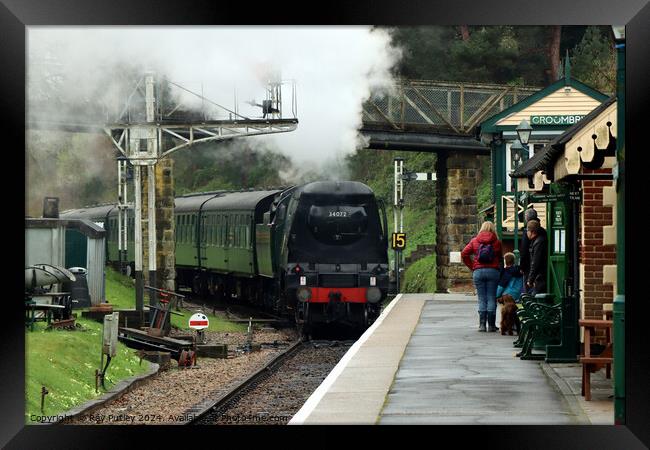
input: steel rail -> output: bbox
[185,339,304,425]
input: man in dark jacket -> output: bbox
[519,207,546,282]
[526,220,547,294]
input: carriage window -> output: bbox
[237,215,243,248]
[208,216,213,245]
[245,220,250,247]
[216,216,221,246]
[226,216,232,247]
[178,215,185,243]
[232,215,237,248]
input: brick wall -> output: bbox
[580,167,616,342]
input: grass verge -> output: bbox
[402,254,437,293]
[25,318,150,424]
[104,267,247,333]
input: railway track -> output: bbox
[186,339,353,425]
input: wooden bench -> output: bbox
[579,319,613,401]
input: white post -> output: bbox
[147,163,157,301]
[145,73,158,307]
[398,160,404,233]
[134,164,143,317]
[117,161,122,257]
[123,160,128,263]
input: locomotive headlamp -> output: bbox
[296,287,311,302]
[370,276,377,286]
[367,287,382,304]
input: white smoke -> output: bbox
[27,26,402,166]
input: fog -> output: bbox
[28,26,401,167]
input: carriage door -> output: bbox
[224,215,231,272]
[198,213,208,270]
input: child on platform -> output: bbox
[496,252,523,302]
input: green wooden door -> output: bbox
[65,229,87,268]
[544,183,581,362]
[547,193,568,301]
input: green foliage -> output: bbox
[571,26,616,95]
[403,254,437,293]
[172,141,291,195]
[103,267,138,309]
[387,25,603,88]
[449,26,522,84]
[387,26,460,81]
[347,148,438,293]
[476,159,492,212]
[25,318,150,423]
[26,131,117,216]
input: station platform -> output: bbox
[289,293,614,425]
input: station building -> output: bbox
[511,96,617,342]
[476,59,616,344]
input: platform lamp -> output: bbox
[515,119,533,259]
[510,139,525,264]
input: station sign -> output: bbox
[391,232,406,251]
[189,313,209,330]
[530,115,586,126]
[529,191,581,203]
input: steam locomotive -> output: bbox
[60,181,390,334]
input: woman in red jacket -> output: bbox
[461,221,503,332]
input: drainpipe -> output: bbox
[613,28,625,425]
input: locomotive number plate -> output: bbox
[391,232,406,251]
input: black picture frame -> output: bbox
[3,0,648,447]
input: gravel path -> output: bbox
[67,328,297,425]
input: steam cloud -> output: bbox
[28,26,402,167]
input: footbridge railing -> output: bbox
[363,80,540,136]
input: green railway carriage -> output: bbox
[174,189,285,303]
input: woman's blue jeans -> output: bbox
[473,268,500,313]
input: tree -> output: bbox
[386,25,591,88]
[547,26,562,83]
[571,26,616,95]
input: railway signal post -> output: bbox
[393,157,437,293]
[104,72,298,326]
[393,158,405,292]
